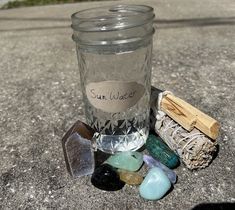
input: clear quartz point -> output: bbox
[62,133,95,178]
[143,154,177,184]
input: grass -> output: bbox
[1,0,110,9]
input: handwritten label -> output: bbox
[86,81,145,113]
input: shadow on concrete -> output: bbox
[0,16,234,32]
[191,202,235,210]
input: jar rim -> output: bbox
[71,4,155,32]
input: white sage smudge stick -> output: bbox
[155,111,217,169]
[150,88,218,170]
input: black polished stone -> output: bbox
[91,164,125,191]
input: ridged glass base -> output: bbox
[96,128,148,154]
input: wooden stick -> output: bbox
[164,94,220,140]
[161,96,197,131]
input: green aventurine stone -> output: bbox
[146,134,179,169]
[105,151,143,171]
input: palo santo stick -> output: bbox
[165,94,220,140]
[161,96,197,131]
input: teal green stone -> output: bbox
[105,151,143,171]
[139,167,171,200]
[146,134,180,169]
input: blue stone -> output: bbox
[143,155,177,184]
[139,167,171,200]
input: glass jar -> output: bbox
[71,5,155,154]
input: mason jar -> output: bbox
[71,5,155,154]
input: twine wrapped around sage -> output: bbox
[150,88,217,170]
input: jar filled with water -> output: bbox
[71,5,155,153]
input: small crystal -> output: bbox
[139,167,171,200]
[118,170,143,185]
[143,155,177,184]
[145,134,180,168]
[105,151,143,171]
[62,120,95,141]
[91,164,125,191]
[62,121,95,178]
[62,133,94,177]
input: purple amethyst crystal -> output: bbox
[143,154,177,184]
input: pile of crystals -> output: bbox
[62,120,180,200]
[62,87,220,200]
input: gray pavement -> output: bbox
[0,0,235,209]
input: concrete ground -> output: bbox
[0,0,234,209]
